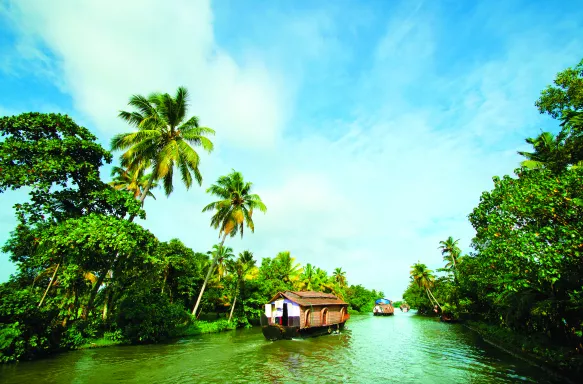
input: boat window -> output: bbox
[340,307,345,321]
[305,309,311,327]
[321,308,329,325]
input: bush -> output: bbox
[0,285,61,362]
[115,289,189,344]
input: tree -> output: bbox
[299,263,316,291]
[468,167,583,342]
[438,236,461,270]
[536,58,583,119]
[0,113,143,224]
[110,165,158,203]
[191,170,266,316]
[517,131,570,174]
[333,267,347,288]
[274,251,302,288]
[410,262,441,311]
[207,244,234,282]
[227,250,256,322]
[111,86,215,207]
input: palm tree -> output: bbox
[191,170,267,316]
[299,263,316,291]
[517,131,568,173]
[333,267,347,288]
[410,262,441,311]
[275,251,302,288]
[109,165,158,203]
[111,86,215,208]
[438,236,461,270]
[207,244,235,282]
[227,250,256,322]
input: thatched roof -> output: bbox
[268,291,348,307]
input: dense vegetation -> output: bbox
[402,59,583,375]
[0,89,381,362]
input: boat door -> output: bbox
[282,303,289,326]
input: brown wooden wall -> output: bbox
[299,305,347,328]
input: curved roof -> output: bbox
[268,291,348,306]
[375,298,392,304]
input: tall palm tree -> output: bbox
[191,170,266,316]
[109,165,158,203]
[111,86,215,208]
[333,267,347,288]
[410,262,441,311]
[227,250,256,322]
[438,236,461,270]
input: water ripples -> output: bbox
[1,312,563,383]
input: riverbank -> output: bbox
[78,319,242,351]
[464,320,583,383]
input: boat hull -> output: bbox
[262,322,346,341]
[373,312,394,316]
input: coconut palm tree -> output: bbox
[410,262,441,311]
[109,165,158,203]
[227,250,256,322]
[333,267,347,288]
[191,170,266,316]
[299,263,316,291]
[111,86,215,208]
[208,244,234,282]
[517,131,569,173]
[275,251,302,288]
[438,236,461,270]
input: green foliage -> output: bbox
[468,167,583,340]
[0,284,59,362]
[0,113,110,192]
[345,285,383,313]
[536,58,583,119]
[115,288,189,344]
[112,86,215,197]
[178,319,237,337]
[202,169,267,239]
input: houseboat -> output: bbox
[373,298,394,316]
[400,303,410,312]
[260,291,350,341]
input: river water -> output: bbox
[1,311,563,383]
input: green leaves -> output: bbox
[0,113,111,192]
[113,86,216,198]
[203,170,267,239]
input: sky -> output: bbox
[0,0,582,300]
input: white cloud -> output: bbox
[5,0,289,149]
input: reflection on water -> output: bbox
[1,311,563,383]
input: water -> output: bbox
[1,311,563,383]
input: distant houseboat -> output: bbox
[260,291,350,341]
[373,298,394,316]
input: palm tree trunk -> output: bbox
[191,233,228,316]
[161,268,169,295]
[38,263,60,307]
[425,288,436,307]
[228,293,237,322]
[126,172,155,222]
[427,288,442,311]
[82,268,108,320]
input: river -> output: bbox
[1,311,563,383]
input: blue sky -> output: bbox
[0,0,582,299]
